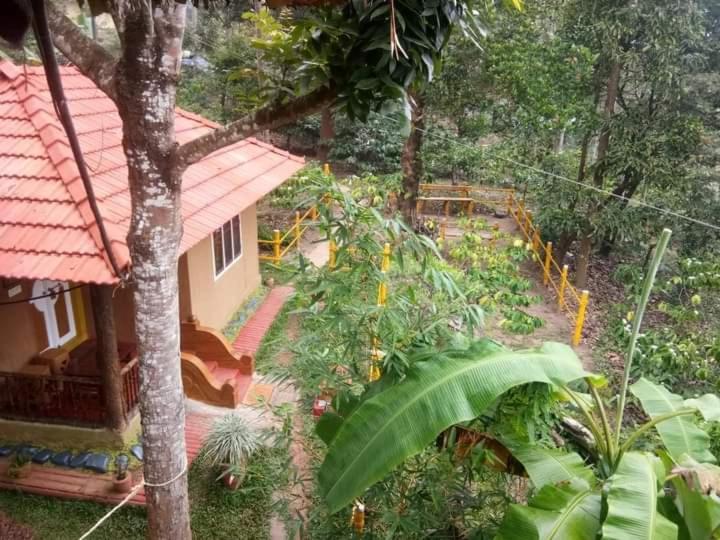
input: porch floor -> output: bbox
[0,413,212,507]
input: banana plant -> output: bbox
[317,229,720,538]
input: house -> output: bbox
[0,61,304,446]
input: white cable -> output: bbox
[374,112,720,233]
[78,455,188,540]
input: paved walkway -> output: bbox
[0,413,213,507]
[232,286,294,355]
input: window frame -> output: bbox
[211,214,243,279]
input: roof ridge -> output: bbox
[9,64,124,280]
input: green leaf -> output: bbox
[495,478,601,540]
[670,459,720,540]
[603,452,678,540]
[316,412,344,445]
[630,378,715,463]
[318,340,590,512]
[684,394,720,422]
[502,438,594,489]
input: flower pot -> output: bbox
[220,463,246,490]
[112,475,133,493]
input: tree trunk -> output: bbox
[90,284,126,433]
[115,5,191,539]
[578,61,621,289]
[593,61,621,187]
[553,232,574,269]
[399,93,425,226]
[317,106,334,162]
[575,232,593,290]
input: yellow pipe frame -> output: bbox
[543,241,552,285]
[572,290,590,346]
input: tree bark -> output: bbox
[317,106,334,162]
[575,232,593,289]
[90,284,126,433]
[576,60,622,288]
[114,3,190,538]
[399,93,425,226]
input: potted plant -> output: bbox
[7,452,32,480]
[112,454,132,493]
[200,414,260,490]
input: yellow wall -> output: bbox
[0,280,95,372]
[184,204,261,330]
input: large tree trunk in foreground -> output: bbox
[399,93,425,226]
[115,4,190,538]
[90,284,126,433]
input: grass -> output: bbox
[254,298,294,374]
[0,448,287,540]
[222,286,268,342]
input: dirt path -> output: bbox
[269,314,315,540]
[442,211,594,368]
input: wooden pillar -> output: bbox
[90,284,126,432]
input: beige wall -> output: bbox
[0,279,49,372]
[0,205,259,372]
[184,204,261,330]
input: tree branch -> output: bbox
[177,85,336,169]
[46,1,118,101]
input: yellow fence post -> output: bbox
[311,205,318,220]
[532,230,540,253]
[440,218,447,241]
[558,264,569,309]
[329,239,337,270]
[377,243,391,306]
[572,290,590,346]
[369,339,381,382]
[382,242,391,272]
[543,241,552,285]
[323,163,331,176]
[507,191,514,215]
[294,210,301,248]
[272,229,281,263]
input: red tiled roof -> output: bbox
[0,61,304,284]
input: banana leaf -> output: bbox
[495,478,601,540]
[502,437,594,489]
[603,452,678,540]
[670,455,720,540]
[630,378,715,463]
[684,394,720,422]
[318,339,591,512]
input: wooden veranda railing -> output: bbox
[0,357,140,427]
[259,205,319,264]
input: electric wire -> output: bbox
[373,112,720,233]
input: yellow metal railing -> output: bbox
[511,200,590,346]
[420,183,590,346]
[258,205,320,263]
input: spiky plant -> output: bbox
[200,414,261,484]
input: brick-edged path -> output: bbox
[232,286,294,355]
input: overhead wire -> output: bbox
[373,112,720,233]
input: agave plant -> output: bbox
[200,414,261,488]
[317,229,720,538]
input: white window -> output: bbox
[30,280,77,349]
[212,215,242,277]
